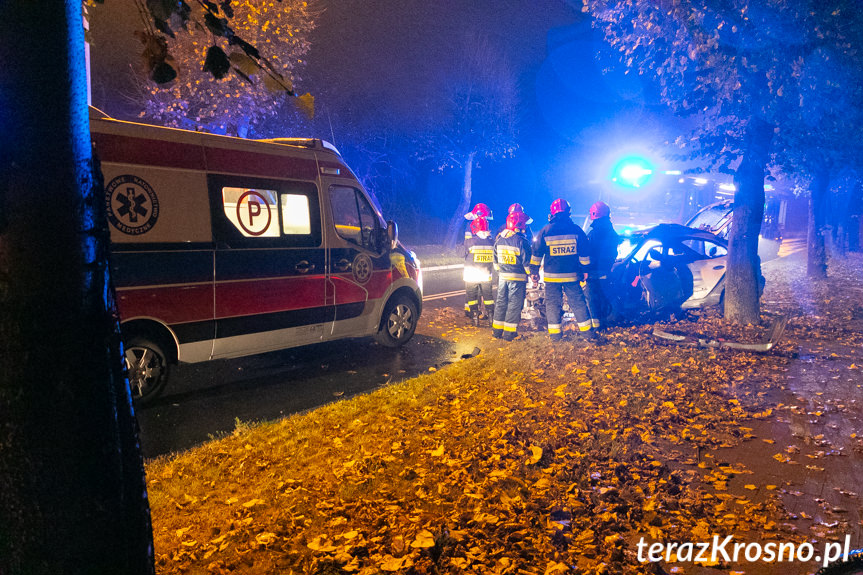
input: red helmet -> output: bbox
[508,203,533,225]
[470,217,489,235]
[465,202,493,220]
[505,211,529,232]
[550,198,571,216]
[590,201,610,220]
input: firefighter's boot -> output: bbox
[467,304,479,326]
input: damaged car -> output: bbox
[610,223,731,317]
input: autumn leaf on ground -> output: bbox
[307,536,338,552]
[255,532,278,546]
[527,445,543,464]
[545,561,569,574]
[411,529,436,548]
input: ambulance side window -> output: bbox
[222,187,281,238]
[209,175,321,248]
[280,194,312,235]
[330,186,380,250]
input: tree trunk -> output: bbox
[0,3,154,574]
[444,152,476,249]
[726,118,772,325]
[807,165,829,278]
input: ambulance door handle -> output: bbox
[295,260,315,274]
[335,259,352,272]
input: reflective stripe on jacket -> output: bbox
[464,234,494,282]
[530,214,590,282]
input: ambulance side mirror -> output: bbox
[386,220,398,250]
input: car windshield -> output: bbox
[686,204,732,233]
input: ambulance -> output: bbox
[90,108,423,403]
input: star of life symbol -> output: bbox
[105,175,160,235]
[352,253,373,284]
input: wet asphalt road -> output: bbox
[136,267,468,459]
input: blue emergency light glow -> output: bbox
[611,156,654,188]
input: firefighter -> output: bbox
[463,217,495,325]
[530,198,595,342]
[464,202,493,241]
[492,211,532,341]
[585,201,621,329]
[496,203,534,241]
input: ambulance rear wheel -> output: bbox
[124,337,169,404]
[376,295,418,347]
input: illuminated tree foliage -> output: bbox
[417,34,519,248]
[581,0,863,323]
[139,0,317,135]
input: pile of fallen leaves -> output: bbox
[146,251,863,575]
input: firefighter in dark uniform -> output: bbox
[463,217,495,325]
[585,201,621,329]
[492,211,532,341]
[464,202,493,242]
[495,203,534,241]
[530,198,595,342]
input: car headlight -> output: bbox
[409,251,423,293]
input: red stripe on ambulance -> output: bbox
[215,276,326,317]
[117,284,213,324]
[93,132,206,170]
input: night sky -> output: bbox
[88,1,674,222]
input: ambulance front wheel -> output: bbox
[124,336,169,404]
[376,294,418,347]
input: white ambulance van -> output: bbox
[90,108,423,403]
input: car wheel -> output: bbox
[124,337,169,404]
[376,294,418,347]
